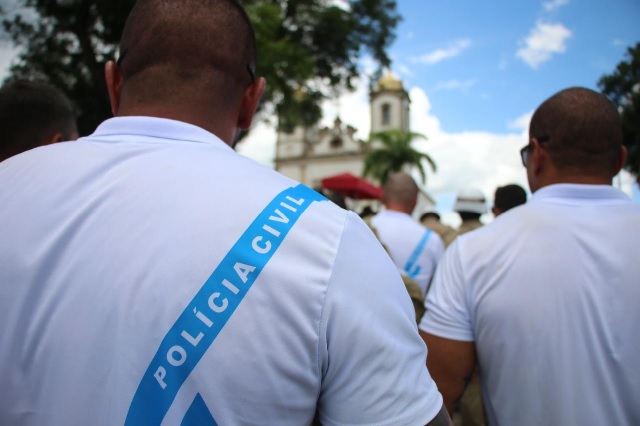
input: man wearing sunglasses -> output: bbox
[420,87,639,425]
[0,0,451,425]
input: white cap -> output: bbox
[453,188,487,214]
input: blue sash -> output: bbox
[404,229,431,279]
[125,184,325,425]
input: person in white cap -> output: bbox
[443,188,487,246]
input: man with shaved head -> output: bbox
[0,1,451,425]
[420,87,640,425]
[492,184,527,217]
[372,172,445,297]
[0,79,78,162]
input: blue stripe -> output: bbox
[404,229,431,279]
[181,394,217,426]
[125,184,325,425]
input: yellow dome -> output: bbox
[376,70,404,92]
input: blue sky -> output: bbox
[391,0,640,135]
[1,0,639,225]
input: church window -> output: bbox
[382,103,391,126]
[330,137,343,149]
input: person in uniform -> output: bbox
[0,79,77,162]
[0,1,451,425]
[420,87,640,425]
[372,172,445,297]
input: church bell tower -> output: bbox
[370,70,411,135]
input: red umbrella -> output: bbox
[321,173,383,200]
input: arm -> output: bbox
[421,331,476,414]
[418,239,477,415]
[427,403,454,426]
[317,213,446,426]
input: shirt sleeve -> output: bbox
[419,238,475,342]
[317,212,443,426]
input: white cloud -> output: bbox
[411,39,471,65]
[507,111,533,136]
[617,169,637,199]
[319,80,371,140]
[517,21,572,69]
[543,0,569,12]
[236,119,277,167]
[0,43,19,83]
[396,63,414,78]
[433,79,477,93]
[408,86,530,225]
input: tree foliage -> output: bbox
[363,129,437,185]
[2,1,131,135]
[2,0,400,136]
[598,42,640,183]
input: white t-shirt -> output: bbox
[420,184,640,426]
[0,117,443,425]
[372,210,444,295]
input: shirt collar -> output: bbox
[532,183,630,204]
[85,116,230,149]
[378,209,413,219]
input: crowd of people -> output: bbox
[1,0,638,425]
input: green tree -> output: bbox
[2,0,400,136]
[598,42,640,183]
[363,129,437,185]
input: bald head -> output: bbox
[0,80,77,162]
[529,87,624,179]
[383,172,419,214]
[108,0,261,142]
[119,0,255,82]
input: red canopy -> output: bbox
[321,173,383,200]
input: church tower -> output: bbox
[370,70,410,135]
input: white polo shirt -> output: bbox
[0,117,443,426]
[420,184,640,426]
[372,210,444,296]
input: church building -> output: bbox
[274,71,434,211]
[274,71,410,189]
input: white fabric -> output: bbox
[420,184,640,426]
[0,117,443,426]
[372,210,444,295]
[453,188,487,214]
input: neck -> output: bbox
[117,104,236,145]
[117,78,242,146]
[532,172,613,192]
[384,202,414,215]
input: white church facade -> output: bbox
[275,71,410,189]
[274,71,434,210]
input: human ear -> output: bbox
[237,77,266,130]
[529,138,546,176]
[105,60,123,116]
[613,146,628,176]
[46,132,65,144]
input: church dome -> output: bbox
[375,70,404,92]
